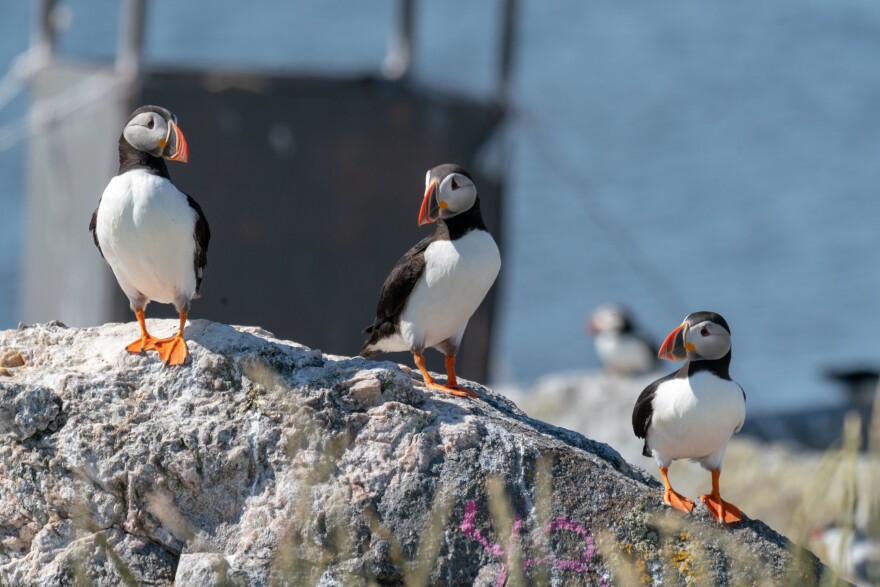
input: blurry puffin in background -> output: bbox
[632,311,746,524]
[89,105,209,366]
[360,164,500,398]
[588,303,658,376]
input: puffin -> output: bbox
[631,311,746,524]
[360,164,501,398]
[89,105,209,366]
[588,303,658,376]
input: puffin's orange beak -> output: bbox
[418,181,439,226]
[658,322,689,361]
[165,120,189,163]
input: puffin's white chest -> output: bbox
[647,371,745,466]
[96,170,197,306]
[399,230,500,349]
[595,332,655,374]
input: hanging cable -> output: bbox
[512,106,689,318]
[0,65,122,153]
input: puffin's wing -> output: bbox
[89,205,103,259]
[735,382,746,432]
[360,235,434,354]
[184,193,210,296]
[633,377,669,457]
[632,371,677,455]
[632,381,658,440]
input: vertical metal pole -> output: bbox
[383,0,415,80]
[32,0,57,59]
[498,0,518,106]
[117,0,146,78]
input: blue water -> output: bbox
[2,1,879,414]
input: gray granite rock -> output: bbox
[175,553,232,586]
[0,320,841,586]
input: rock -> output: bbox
[0,350,25,368]
[175,553,232,586]
[0,383,64,440]
[0,320,842,586]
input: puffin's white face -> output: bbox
[658,313,731,361]
[418,166,478,226]
[590,304,627,334]
[684,320,731,360]
[436,173,477,217]
[122,110,189,162]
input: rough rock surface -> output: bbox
[0,321,839,586]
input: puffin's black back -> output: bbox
[359,234,433,357]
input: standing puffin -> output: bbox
[632,311,746,524]
[89,105,209,366]
[588,303,658,376]
[360,164,500,398]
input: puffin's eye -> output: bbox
[451,177,459,190]
[147,118,155,129]
[700,326,710,337]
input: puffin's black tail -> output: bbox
[360,318,397,359]
[359,320,401,359]
[642,441,652,458]
[359,323,380,358]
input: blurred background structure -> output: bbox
[2,4,880,436]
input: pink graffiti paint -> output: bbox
[460,500,608,586]
[461,500,505,557]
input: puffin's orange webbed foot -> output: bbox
[700,469,742,524]
[125,335,160,354]
[664,489,695,513]
[153,335,189,366]
[127,309,161,354]
[412,352,477,399]
[447,383,479,398]
[437,354,478,398]
[700,494,742,524]
[659,466,694,513]
[425,380,477,398]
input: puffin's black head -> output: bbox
[658,311,731,362]
[418,164,478,226]
[121,105,189,163]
